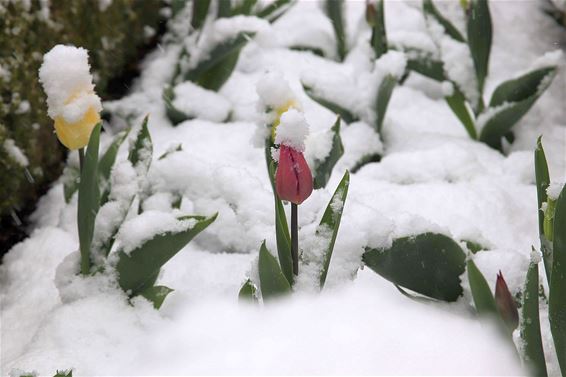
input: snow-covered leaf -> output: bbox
[324,0,347,61]
[238,279,258,302]
[313,117,344,190]
[467,259,497,315]
[363,233,466,302]
[404,49,445,81]
[535,137,552,281]
[78,123,101,275]
[466,0,492,94]
[423,0,466,42]
[520,260,547,377]
[375,74,396,133]
[99,129,129,205]
[302,84,358,124]
[549,185,566,376]
[140,285,174,309]
[318,170,349,289]
[258,240,291,300]
[116,214,217,296]
[256,0,295,22]
[128,115,153,171]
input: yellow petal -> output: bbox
[54,106,100,150]
[271,99,298,141]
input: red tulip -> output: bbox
[495,270,519,331]
[276,145,313,205]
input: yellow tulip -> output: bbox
[54,105,100,150]
[271,99,298,142]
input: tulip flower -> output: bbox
[39,45,102,152]
[275,145,313,205]
[495,270,519,332]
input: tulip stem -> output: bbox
[78,148,85,171]
[291,203,299,276]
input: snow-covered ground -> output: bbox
[2,1,565,375]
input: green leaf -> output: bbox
[375,74,396,133]
[350,153,382,173]
[232,0,258,15]
[128,116,153,170]
[217,0,232,17]
[303,84,359,124]
[117,214,217,296]
[535,137,552,282]
[268,159,293,285]
[405,52,445,81]
[99,130,130,205]
[467,259,497,315]
[289,45,326,57]
[63,166,80,204]
[466,0,492,95]
[256,0,294,21]
[184,32,254,87]
[445,86,477,139]
[464,240,487,254]
[191,0,211,29]
[53,370,73,377]
[423,0,466,42]
[324,0,347,61]
[158,143,183,160]
[78,123,102,275]
[140,285,174,309]
[163,86,192,125]
[318,171,350,288]
[480,67,557,150]
[520,260,548,377]
[363,233,466,301]
[238,279,258,302]
[258,240,291,300]
[195,45,242,91]
[368,0,387,59]
[549,185,566,376]
[313,117,344,189]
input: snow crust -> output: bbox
[38,45,102,123]
[172,81,231,122]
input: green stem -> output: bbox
[291,203,298,276]
[79,148,85,171]
[78,147,88,275]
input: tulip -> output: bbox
[495,270,519,332]
[275,144,313,205]
[54,104,101,151]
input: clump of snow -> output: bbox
[38,45,102,123]
[547,182,564,200]
[116,211,198,254]
[171,82,231,123]
[256,72,298,111]
[529,49,563,71]
[274,109,309,152]
[3,139,29,167]
[441,81,455,97]
[531,247,542,264]
[374,50,407,79]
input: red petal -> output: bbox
[276,145,313,205]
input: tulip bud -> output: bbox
[276,145,313,205]
[495,271,519,332]
[366,0,377,27]
[39,45,102,150]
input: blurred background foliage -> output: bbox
[0,0,163,255]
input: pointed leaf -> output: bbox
[368,0,387,59]
[325,0,347,61]
[467,259,497,315]
[258,240,291,300]
[313,117,344,189]
[423,0,465,42]
[521,260,548,377]
[78,123,101,275]
[163,86,192,125]
[375,74,396,133]
[303,84,359,124]
[535,137,552,282]
[363,233,466,301]
[466,0,492,94]
[318,170,350,288]
[116,214,217,296]
[195,46,242,91]
[99,129,129,205]
[128,116,153,170]
[191,0,211,30]
[549,185,566,376]
[405,52,445,81]
[141,285,174,309]
[479,67,557,150]
[256,0,294,21]
[351,153,382,173]
[445,86,477,139]
[238,279,258,302]
[63,166,80,204]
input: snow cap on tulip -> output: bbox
[39,44,102,150]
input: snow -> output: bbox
[274,108,309,152]
[547,182,564,200]
[2,0,566,375]
[38,45,102,123]
[171,81,231,123]
[375,50,407,79]
[3,139,29,167]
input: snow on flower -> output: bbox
[38,45,102,150]
[274,109,309,152]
